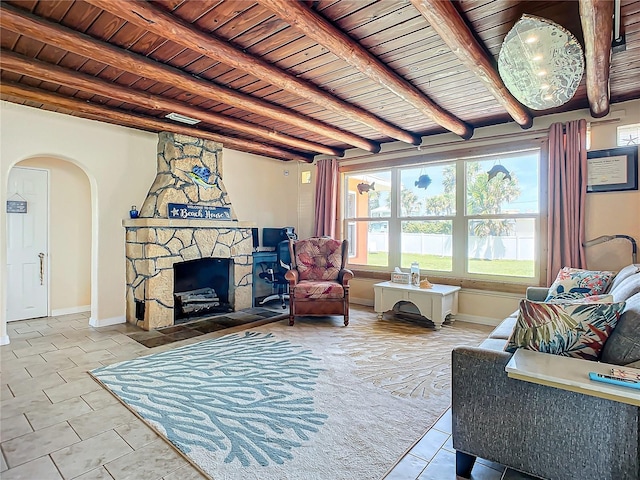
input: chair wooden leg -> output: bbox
[343,290,349,326]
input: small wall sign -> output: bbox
[168,203,231,220]
[7,200,27,213]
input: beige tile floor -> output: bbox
[1,308,526,480]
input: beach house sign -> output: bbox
[168,203,232,221]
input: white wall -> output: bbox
[585,104,640,271]
[1,101,157,341]
[222,149,304,231]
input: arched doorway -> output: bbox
[6,156,92,322]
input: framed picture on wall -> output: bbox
[587,146,638,193]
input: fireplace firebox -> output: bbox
[174,258,233,323]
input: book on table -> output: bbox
[611,367,640,381]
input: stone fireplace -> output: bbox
[123,132,253,330]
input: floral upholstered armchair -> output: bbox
[284,237,354,326]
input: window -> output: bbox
[399,163,455,272]
[617,123,640,146]
[343,172,390,267]
[343,146,542,282]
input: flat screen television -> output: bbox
[262,227,295,248]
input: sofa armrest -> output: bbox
[525,286,549,301]
[452,346,640,480]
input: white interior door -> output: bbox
[6,167,49,321]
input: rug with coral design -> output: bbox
[90,307,492,480]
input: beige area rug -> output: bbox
[91,307,492,480]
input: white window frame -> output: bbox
[341,141,546,284]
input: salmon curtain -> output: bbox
[547,119,588,285]
[314,158,339,238]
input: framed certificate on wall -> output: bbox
[587,146,638,193]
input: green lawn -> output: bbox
[365,252,534,277]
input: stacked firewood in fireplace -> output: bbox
[174,287,220,315]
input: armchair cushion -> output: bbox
[294,237,343,281]
[293,280,344,299]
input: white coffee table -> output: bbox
[373,281,461,330]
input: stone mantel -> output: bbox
[123,219,256,228]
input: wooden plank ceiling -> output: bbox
[1,0,639,162]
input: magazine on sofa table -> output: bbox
[611,367,640,381]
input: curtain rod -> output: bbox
[337,117,621,164]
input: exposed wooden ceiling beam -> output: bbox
[409,0,532,129]
[255,0,473,140]
[0,82,313,162]
[0,3,379,153]
[0,50,343,157]
[85,0,421,146]
[579,0,614,117]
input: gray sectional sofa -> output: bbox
[451,264,640,480]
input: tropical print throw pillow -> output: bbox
[545,267,615,302]
[547,294,614,304]
[505,299,625,360]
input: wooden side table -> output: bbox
[373,281,461,330]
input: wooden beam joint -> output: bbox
[579,0,614,118]
[255,0,472,140]
[410,0,532,130]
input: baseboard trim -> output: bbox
[452,313,501,327]
[0,335,10,346]
[350,297,374,307]
[89,315,125,328]
[460,289,523,300]
[52,305,91,317]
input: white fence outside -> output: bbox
[367,232,534,261]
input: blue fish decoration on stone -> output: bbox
[487,165,511,181]
[192,166,211,183]
[415,174,432,189]
[184,166,214,189]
